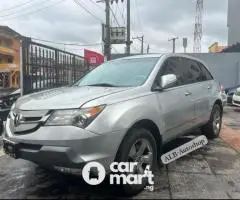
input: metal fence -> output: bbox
[21,37,88,95]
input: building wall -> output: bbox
[0,33,20,88]
[208,42,226,53]
[228,0,240,46]
[188,53,240,89]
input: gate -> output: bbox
[21,37,89,95]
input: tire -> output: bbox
[202,104,222,139]
[114,128,157,196]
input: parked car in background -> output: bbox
[225,84,240,105]
[0,88,20,134]
[3,54,223,195]
[232,87,240,106]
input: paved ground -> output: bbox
[223,106,240,130]
[0,106,240,199]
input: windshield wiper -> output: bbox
[86,83,117,87]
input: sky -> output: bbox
[0,0,228,56]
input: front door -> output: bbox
[155,57,195,143]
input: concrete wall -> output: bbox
[188,53,240,89]
[228,0,240,46]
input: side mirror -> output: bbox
[161,74,177,89]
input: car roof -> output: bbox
[114,53,206,64]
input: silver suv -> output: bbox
[3,54,223,195]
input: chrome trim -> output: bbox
[10,111,51,126]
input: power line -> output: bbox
[110,7,120,27]
[73,0,103,22]
[89,0,104,11]
[117,2,125,26]
[0,0,35,13]
[32,37,102,47]
[0,0,53,18]
[0,0,65,21]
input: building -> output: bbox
[222,42,240,52]
[208,42,227,53]
[228,0,240,46]
[0,26,22,89]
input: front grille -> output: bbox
[10,109,50,134]
[233,100,240,104]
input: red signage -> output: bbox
[84,49,104,66]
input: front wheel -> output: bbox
[202,104,222,139]
[114,128,157,196]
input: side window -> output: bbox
[182,58,203,84]
[198,62,213,81]
[161,57,185,87]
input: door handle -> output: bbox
[207,85,211,90]
[185,91,192,96]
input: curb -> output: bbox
[220,124,240,152]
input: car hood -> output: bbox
[16,86,131,110]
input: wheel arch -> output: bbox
[214,99,223,114]
[114,119,162,161]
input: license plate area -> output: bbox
[3,139,18,158]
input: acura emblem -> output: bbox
[13,113,23,127]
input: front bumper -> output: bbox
[232,100,240,107]
[3,117,125,172]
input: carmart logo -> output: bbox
[82,162,154,186]
[82,162,106,185]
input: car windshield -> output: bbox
[74,57,159,87]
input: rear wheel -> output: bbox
[202,104,222,139]
[115,128,157,196]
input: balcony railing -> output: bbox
[0,46,15,55]
[0,63,18,70]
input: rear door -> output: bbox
[182,58,213,126]
[197,61,215,121]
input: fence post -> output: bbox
[73,55,76,83]
[20,39,24,96]
[236,60,240,86]
[21,37,30,95]
[55,50,59,87]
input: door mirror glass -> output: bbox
[161,74,177,89]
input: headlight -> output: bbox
[45,105,105,128]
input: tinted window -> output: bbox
[182,58,203,84]
[198,62,213,81]
[160,57,185,87]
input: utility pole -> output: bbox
[133,35,144,54]
[147,44,150,54]
[168,37,178,53]
[98,0,111,60]
[126,0,131,56]
[105,0,111,60]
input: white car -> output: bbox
[232,88,240,106]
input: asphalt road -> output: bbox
[0,107,240,199]
[223,105,240,130]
